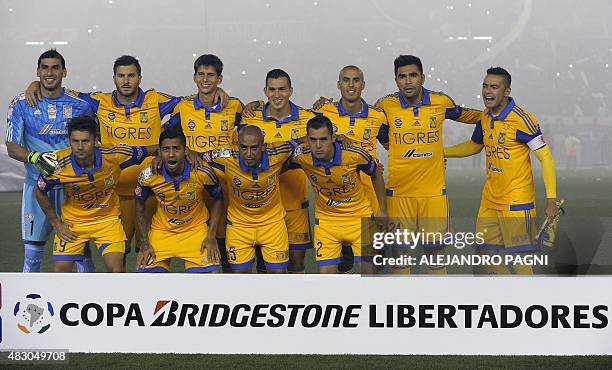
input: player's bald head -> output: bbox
[339,65,364,81]
[238,125,264,144]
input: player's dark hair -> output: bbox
[307,115,334,137]
[113,55,141,75]
[38,49,65,69]
[159,127,187,147]
[265,69,292,88]
[67,116,98,139]
[193,54,223,76]
[486,67,512,88]
[394,55,423,75]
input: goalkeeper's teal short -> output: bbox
[475,205,538,253]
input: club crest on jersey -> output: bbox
[268,174,276,186]
[233,176,242,187]
[291,128,300,140]
[341,173,351,185]
[188,120,196,131]
[186,191,196,201]
[220,120,229,131]
[363,128,372,140]
[140,111,148,123]
[63,105,73,119]
[104,176,115,187]
[497,132,506,145]
[394,117,403,128]
[309,174,318,183]
[47,104,57,120]
[108,112,116,122]
[429,117,437,129]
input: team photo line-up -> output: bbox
[6,49,561,275]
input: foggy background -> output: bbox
[1,0,611,182]
[0,0,610,273]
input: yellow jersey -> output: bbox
[291,141,377,221]
[315,99,387,158]
[76,88,181,197]
[166,95,243,152]
[135,161,222,232]
[470,98,546,210]
[376,87,481,197]
[37,145,149,225]
[241,101,315,211]
[202,143,294,226]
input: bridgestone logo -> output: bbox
[403,149,433,158]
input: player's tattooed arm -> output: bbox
[312,96,333,110]
[242,100,265,117]
[370,161,388,219]
[135,198,155,269]
[202,197,222,265]
[34,186,77,242]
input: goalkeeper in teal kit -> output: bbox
[5,49,95,272]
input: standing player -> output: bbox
[312,65,388,272]
[164,54,243,272]
[375,55,481,274]
[24,55,228,256]
[135,129,224,273]
[241,69,316,273]
[34,116,158,272]
[6,49,95,272]
[444,67,559,274]
[201,126,294,273]
[290,116,387,273]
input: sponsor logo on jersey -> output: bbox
[394,117,403,128]
[34,109,42,116]
[233,177,242,187]
[38,124,67,135]
[402,149,433,158]
[188,120,196,131]
[488,162,503,173]
[274,132,282,139]
[309,174,318,183]
[412,120,421,127]
[108,112,116,122]
[83,203,109,209]
[205,123,212,129]
[168,217,193,226]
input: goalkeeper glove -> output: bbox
[27,151,58,176]
[536,199,565,250]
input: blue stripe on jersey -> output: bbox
[6,90,93,185]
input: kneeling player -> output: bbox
[290,115,387,274]
[34,116,157,272]
[202,126,293,273]
[135,129,224,273]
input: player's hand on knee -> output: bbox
[214,88,229,109]
[242,100,263,118]
[201,235,220,264]
[25,81,42,107]
[312,96,333,110]
[55,221,77,243]
[28,151,58,176]
[137,241,155,269]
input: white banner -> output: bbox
[1,274,611,355]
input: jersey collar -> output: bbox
[487,97,515,123]
[262,100,300,126]
[193,94,223,113]
[112,88,145,109]
[238,150,270,176]
[312,141,342,168]
[162,161,191,190]
[71,147,103,179]
[337,98,369,118]
[399,87,431,116]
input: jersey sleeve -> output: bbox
[117,146,149,170]
[351,147,377,176]
[198,164,223,200]
[470,122,484,144]
[76,91,101,112]
[200,149,229,172]
[36,173,61,193]
[442,94,481,124]
[164,110,182,131]
[515,112,546,151]
[5,98,25,145]
[157,92,182,118]
[134,169,153,201]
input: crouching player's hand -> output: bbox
[201,234,220,265]
[137,240,155,270]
